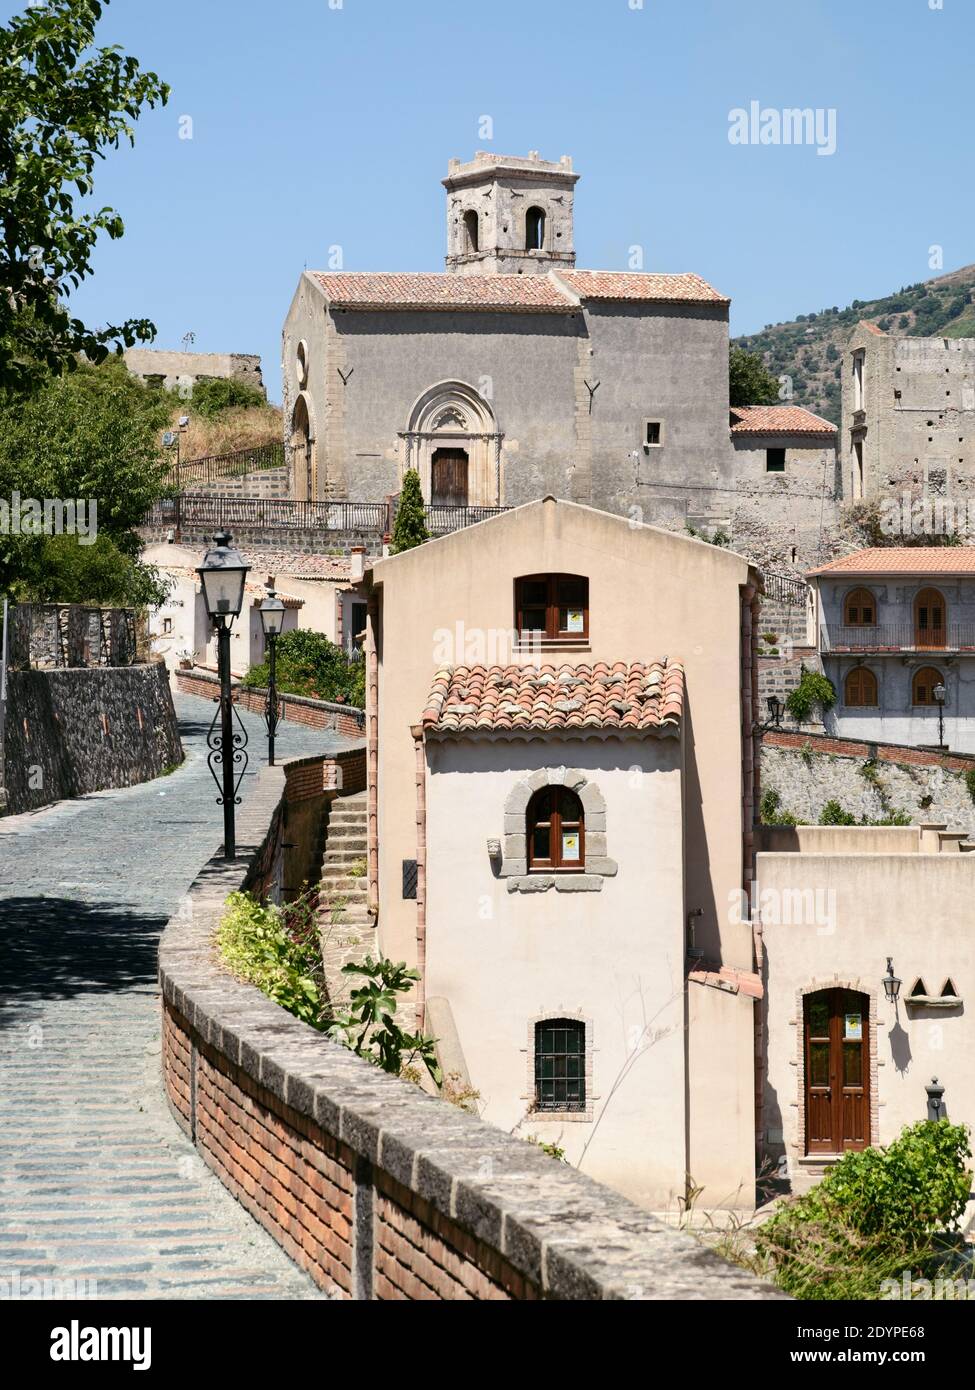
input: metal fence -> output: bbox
[165,442,286,491]
[821,623,975,653]
[145,493,512,536]
[762,570,809,606]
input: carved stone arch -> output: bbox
[401,380,503,508]
[500,766,615,892]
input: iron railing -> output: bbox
[165,442,286,491]
[145,494,512,536]
[761,570,809,606]
[821,623,975,652]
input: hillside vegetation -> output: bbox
[167,377,282,459]
[734,264,975,425]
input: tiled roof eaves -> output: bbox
[422,723,681,743]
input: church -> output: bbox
[282,150,841,568]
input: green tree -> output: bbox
[0,356,172,602]
[188,377,267,418]
[390,468,430,554]
[729,345,780,408]
[0,0,169,390]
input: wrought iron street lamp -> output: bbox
[258,585,285,765]
[767,694,783,728]
[883,956,902,1005]
[933,680,947,750]
[197,530,250,859]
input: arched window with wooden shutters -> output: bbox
[912,666,945,707]
[844,587,877,626]
[914,587,947,649]
[844,667,878,707]
[527,787,584,871]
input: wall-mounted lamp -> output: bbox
[883,956,902,1004]
[767,695,783,728]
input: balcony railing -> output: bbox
[821,623,975,653]
[145,494,511,536]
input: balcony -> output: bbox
[821,623,975,654]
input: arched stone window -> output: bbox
[527,787,584,870]
[844,587,876,626]
[463,209,479,253]
[500,768,616,892]
[844,667,877,707]
[525,206,546,251]
[912,666,945,707]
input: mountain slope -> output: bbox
[733,264,975,425]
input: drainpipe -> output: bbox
[411,724,427,1033]
[741,576,764,1162]
[366,593,380,917]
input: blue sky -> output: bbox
[7,0,975,402]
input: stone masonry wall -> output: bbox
[759,729,975,832]
[159,759,783,1301]
[2,663,183,814]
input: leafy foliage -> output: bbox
[0,0,169,389]
[391,468,429,554]
[819,799,856,826]
[0,357,172,602]
[729,345,780,408]
[242,627,365,708]
[756,1121,972,1299]
[186,377,267,418]
[217,893,441,1087]
[327,956,441,1086]
[785,668,836,722]
[965,768,975,805]
[759,787,798,827]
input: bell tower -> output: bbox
[443,151,579,276]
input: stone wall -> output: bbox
[759,729,975,832]
[175,668,366,739]
[124,348,265,398]
[159,759,782,1301]
[2,663,183,814]
[141,521,384,558]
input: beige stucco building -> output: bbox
[364,498,762,1213]
[757,824,975,1224]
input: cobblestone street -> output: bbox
[0,693,357,1299]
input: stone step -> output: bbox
[326,821,367,836]
[319,877,368,893]
[323,854,368,870]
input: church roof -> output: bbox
[729,405,836,436]
[311,272,575,312]
[420,660,684,738]
[310,269,728,312]
[556,270,730,305]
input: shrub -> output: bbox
[760,787,798,827]
[187,376,267,417]
[819,799,856,825]
[242,628,365,707]
[786,668,836,723]
[965,768,975,805]
[391,468,430,553]
[756,1121,971,1299]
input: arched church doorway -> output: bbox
[291,395,314,501]
[431,448,469,507]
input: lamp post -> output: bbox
[197,531,250,859]
[933,680,947,750]
[883,956,902,1006]
[258,585,285,765]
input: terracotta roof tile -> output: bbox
[688,962,764,1000]
[730,405,836,436]
[312,272,575,313]
[557,270,729,305]
[420,660,684,738]
[808,547,975,577]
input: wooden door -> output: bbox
[804,989,869,1154]
[431,449,469,507]
[915,588,946,649]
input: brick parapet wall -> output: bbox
[158,761,784,1302]
[762,727,975,773]
[175,668,365,738]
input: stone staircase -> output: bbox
[317,790,376,1006]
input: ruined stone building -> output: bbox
[842,320,975,511]
[282,151,840,569]
[124,347,265,398]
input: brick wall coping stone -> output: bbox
[761,726,975,774]
[158,760,785,1301]
[176,667,366,734]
